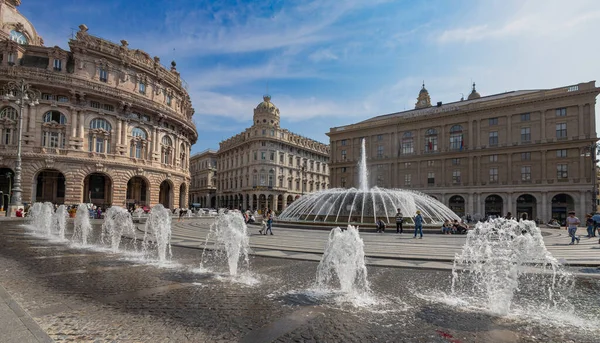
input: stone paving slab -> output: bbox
[0,283,53,343]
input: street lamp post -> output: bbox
[2,79,39,217]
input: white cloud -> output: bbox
[308,49,338,62]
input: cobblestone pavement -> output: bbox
[1,222,600,342]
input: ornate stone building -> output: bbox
[216,95,330,212]
[328,81,599,224]
[0,0,197,209]
[189,149,217,208]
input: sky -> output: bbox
[19,0,600,154]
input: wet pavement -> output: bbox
[1,221,600,342]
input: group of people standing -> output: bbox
[374,209,425,239]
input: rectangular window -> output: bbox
[557,164,568,179]
[556,149,567,158]
[341,150,347,160]
[41,93,55,100]
[521,113,530,121]
[341,139,347,146]
[521,152,531,161]
[452,170,461,184]
[556,123,567,138]
[288,156,293,165]
[427,172,435,185]
[555,108,567,116]
[261,141,266,146]
[521,166,531,181]
[269,151,275,161]
[521,127,531,142]
[99,68,108,82]
[166,95,172,106]
[404,162,411,168]
[262,129,266,136]
[489,167,498,182]
[341,167,347,173]
[489,131,498,146]
[425,136,438,152]
[53,59,62,71]
[103,104,114,111]
[253,151,257,160]
[139,82,146,94]
[377,145,384,158]
[401,140,413,154]
[452,158,460,165]
[3,128,11,145]
[90,101,101,109]
[280,153,284,163]
[261,152,266,160]
[489,117,498,126]
[404,174,411,186]
[489,154,498,162]
[341,177,346,188]
[377,134,383,141]
[427,160,434,167]
[57,96,68,103]
[7,52,15,64]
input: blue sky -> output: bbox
[20,0,600,154]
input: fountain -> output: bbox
[202,211,250,276]
[316,225,370,296]
[451,218,573,315]
[142,204,172,263]
[73,203,92,245]
[102,206,137,253]
[27,202,53,236]
[53,205,67,240]
[278,138,459,224]
[133,207,145,219]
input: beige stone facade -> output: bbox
[328,81,600,224]
[0,1,197,209]
[216,95,330,212]
[189,149,217,208]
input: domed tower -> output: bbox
[0,0,44,46]
[415,82,432,109]
[253,94,280,127]
[467,82,481,100]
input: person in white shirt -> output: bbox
[565,211,580,245]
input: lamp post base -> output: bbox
[6,204,24,218]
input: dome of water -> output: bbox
[278,139,459,224]
[278,187,460,224]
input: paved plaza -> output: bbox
[0,218,599,342]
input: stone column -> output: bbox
[507,153,512,184]
[507,115,512,144]
[78,111,85,150]
[116,120,122,145]
[121,120,127,147]
[468,155,474,186]
[541,192,548,221]
[27,105,35,133]
[536,193,543,221]
[579,191,586,216]
[578,104,584,138]
[71,110,77,137]
[540,109,546,142]
[441,159,446,185]
[507,193,513,216]
[579,147,585,180]
[476,156,481,184]
[468,193,474,216]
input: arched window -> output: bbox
[161,135,173,165]
[449,125,464,150]
[88,118,112,153]
[401,131,414,155]
[43,110,66,124]
[0,107,17,120]
[130,127,148,159]
[425,128,438,153]
[42,111,67,149]
[0,107,17,146]
[259,169,266,186]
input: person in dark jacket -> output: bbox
[413,210,423,239]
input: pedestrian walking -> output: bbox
[395,209,403,233]
[591,212,600,240]
[413,210,423,239]
[265,209,274,235]
[565,210,580,245]
[586,214,594,238]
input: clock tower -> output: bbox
[415,82,432,109]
